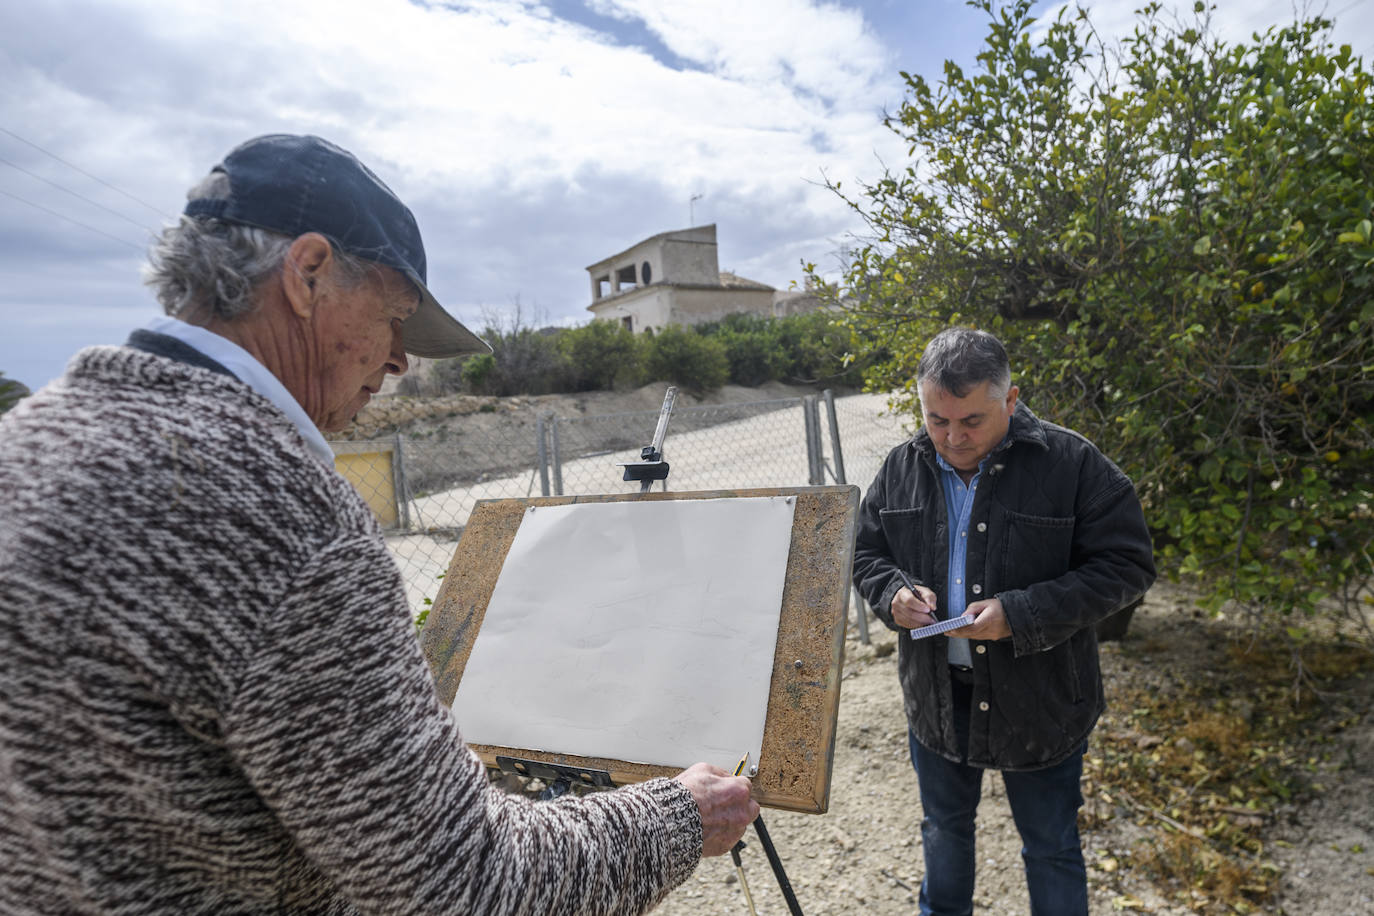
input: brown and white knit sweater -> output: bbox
[0,346,701,915]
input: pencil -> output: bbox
[733,752,749,777]
[897,568,929,640]
[895,568,918,594]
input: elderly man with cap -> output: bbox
[0,135,757,915]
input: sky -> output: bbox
[2,0,1371,391]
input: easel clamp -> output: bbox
[617,387,677,488]
[617,446,670,482]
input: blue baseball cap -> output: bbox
[184,134,489,359]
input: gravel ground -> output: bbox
[648,585,1374,915]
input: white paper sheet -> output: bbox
[451,496,796,771]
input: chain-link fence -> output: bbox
[330,389,914,619]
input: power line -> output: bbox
[1325,0,1374,63]
[0,187,147,253]
[0,154,157,233]
[0,126,172,220]
[1328,0,1365,22]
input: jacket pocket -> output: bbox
[997,508,1074,590]
[878,506,925,576]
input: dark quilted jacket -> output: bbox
[853,401,1155,770]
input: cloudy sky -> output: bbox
[3,0,1371,391]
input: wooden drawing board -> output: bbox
[419,485,858,814]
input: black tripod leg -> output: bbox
[752,815,803,916]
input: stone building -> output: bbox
[585,224,818,334]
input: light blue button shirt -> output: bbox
[142,316,335,466]
[936,452,982,668]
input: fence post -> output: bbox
[803,395,823,485]
[821,391,870,646]
[822,389,847,487]
[536,415,551,498]
[551,416,565,496]
[393,433,411,530]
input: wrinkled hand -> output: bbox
[891,583,939,629]
[674,762,759,857]
[952,597,1012,641]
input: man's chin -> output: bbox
[316,410,357,434]
[940,451,977,470]
[319,394,372,432]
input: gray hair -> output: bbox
[917,327,1012,400]
[143,171,369,321]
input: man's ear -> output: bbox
[280,233,335,320]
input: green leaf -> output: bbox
[816,0,1374,647]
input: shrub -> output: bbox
[459,352,495,392]
[642,325,729,393]
[0,372,29,415]
[430,306,572,396]
[557,321,645,391]
[698,313,789,387]
[772,311,873,388]
[815,0,1374,645]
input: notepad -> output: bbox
[909,616,975,640]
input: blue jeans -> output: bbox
[908,679,1088,916]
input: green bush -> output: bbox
[642,325,729,393]
[698,314,788,386]
[424,312,874,398]
[557,321,645,391]
[0,372,29,415]
[814,0,1374,645]
[458,352,495,392]
[772,311,873,388]
[430,307,572,396]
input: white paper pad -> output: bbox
[909,616,975,640]
[451,496,797,771]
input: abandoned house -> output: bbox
[585,224,819,334]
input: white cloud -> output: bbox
[593,0,892,103]
[4,0,1369,390]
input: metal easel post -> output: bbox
[754,816,804,915]
[617,387,677,491]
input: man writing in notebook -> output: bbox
[853,327,1155,915]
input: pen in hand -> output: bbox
[895,568,975,640]
[895,568,934,638]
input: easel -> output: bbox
[617,388,804,916]
[420,390,856,916]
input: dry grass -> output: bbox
[1083,633,1371,913]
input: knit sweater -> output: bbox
[0,346,701,915]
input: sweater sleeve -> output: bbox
[222,534,702,915]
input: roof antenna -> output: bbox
[689,192,703,226]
